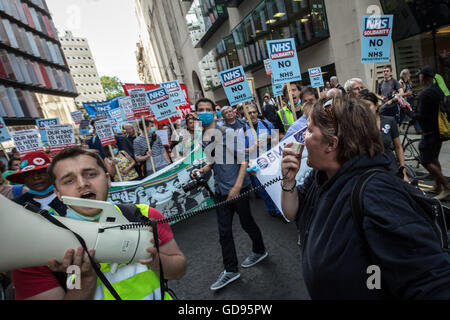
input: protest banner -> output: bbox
[160,80,187,108]
[11,129,43,157]
[129,88,152,119]
[36,118,59,146]
[108,108,126,133]
[79,120,90,136]
[70,111,84,125]
[218,66,254,106]
[122,83,192,125]
[264,59,272,76]
[119,96,135,121]
[0,117,10,160]
[361,14,394,64]
[147,87,179,141]
[108,148,214,225]
[94,119,116,147]
[46,125,76,155]
[0,117,11,143]
[308,67,324,89]
[267,38,302,121]
[156,130,169,146]
[272,82,284,98]
[94,119,122,181]
[249,128,311,217]
[83,96,121,120]
[219,66,257,140]
[147,87,179,121]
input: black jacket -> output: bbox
[296,153,450,299]
[14,192,67,217]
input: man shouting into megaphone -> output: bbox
[11,147,186,300]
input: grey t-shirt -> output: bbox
[203,122,251,196]
[378,78,402,99]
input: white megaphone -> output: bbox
[0,195,153,272]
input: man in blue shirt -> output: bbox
[191,98,267,291]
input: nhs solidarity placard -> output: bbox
[147,87,178,121]
[267,38,302,85]
[218,66,253,106]
[308,67,324,88]
[361,15,394,63]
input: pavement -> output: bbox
[169,194,311,300]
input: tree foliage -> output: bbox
[100,76,125,100]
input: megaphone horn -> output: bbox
[0,195,152,272]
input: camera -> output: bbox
[182,170,207,193]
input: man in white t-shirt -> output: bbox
[7,151,67,217]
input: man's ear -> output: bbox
[54,186,62,202]
[106,172,111,189]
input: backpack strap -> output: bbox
[350,168,388,239]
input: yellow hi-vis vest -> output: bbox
[93,204,173,300]
[277,106,296,131]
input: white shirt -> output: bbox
[33,193,57,210]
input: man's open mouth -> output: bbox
[80,192,96,200]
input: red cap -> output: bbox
[6,151,52,185]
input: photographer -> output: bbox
[191,98,267,291]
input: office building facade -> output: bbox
[135,0,449,106]
[0,0,78,126]
[60,30,106,108]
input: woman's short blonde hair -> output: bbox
[309,97,384,164]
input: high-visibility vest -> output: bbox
[93,204,173,300]
[277,106,296,131]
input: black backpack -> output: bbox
[351,168,450,252]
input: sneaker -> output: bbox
[210,271,240,291]
[434,188,450,201]
[241,251,268,268]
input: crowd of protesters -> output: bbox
[1,64,450,300]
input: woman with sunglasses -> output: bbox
[281,97,450,299]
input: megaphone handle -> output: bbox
[31,205,122,300]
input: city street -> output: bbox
[170,195,310,300]
[168,134,450,300]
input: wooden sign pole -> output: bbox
[243,102,258,142]
[372,63,378,92]
[286,82,298,121]
[168,118,179,141]
[141,116,156,174]
[108,145,123,182]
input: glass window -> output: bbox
[226,0,329,70]
[186,0,229,47]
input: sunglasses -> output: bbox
[323,99,338,135]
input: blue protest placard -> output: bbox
[308,67,324,88]
[267,38,302,85]
[160,80,187,107]
[218,66,253,106]
[79,120,90,136]
[36,118,59,145]
[272,82,284,98]
[0,117,11,143]
[361,15,394,63]
[82,96,121,120]
[146,87,178,122]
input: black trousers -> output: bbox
[214,187,266,273]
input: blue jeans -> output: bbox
[250,175,281,215]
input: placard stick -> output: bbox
[0,143,9,161]
[141,116,156,174]
[372,63,378,92]
[277,96,282,110]
[168,118,179,141]
[135,119,143,135]
[243,102,258,142]
[109,145,123,182]
[286,82,298,121]
[316,87,321,99]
